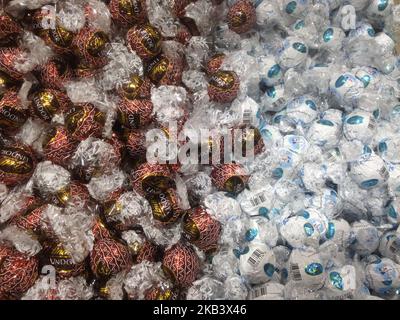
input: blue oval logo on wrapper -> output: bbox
[323,28,334,42]
[264,263,276,277]
[302,210,310,219]
[368,28,376,37]
[295,20,305,30]
[326,222,336,239]
[305,263,324,276]
[266,86,277,98]
[388,205,398,219]
[272,167,283,179]
[329,271,344,290]
[317,119,335,127]
[293,42,307,53]
[304,223,315,236]
[306,100,317,111]
[245,228,258,241]
[286,1,297,14]
[335,75,349,88]
[268,64,281,78]
[361,179,379,189]
[378,141,388,154]
[259,207,269,218]
[346,115,364,125]
[378,0,389,11]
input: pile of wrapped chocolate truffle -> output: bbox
[0,0,399,300]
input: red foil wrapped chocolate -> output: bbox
[92,217,113,241]
[206,53,225,75]
[90,238,133,279]
[51,181,92,208]
[109,0,148,26]
[131,163,176,196]
[227,0,256,34]
[125,129,147,160]
[43,126,78,167]
[145,55,183,85]
[126,24,162,61]
[30,88,72,122]
[41,242,86,279]
[39,56,73,90]
[118,74,152,100]
[72,27,109,68]
[162,242,200,287]
[0,247,39,298]
[182,207,221,252]
[0,47,26,80]
[207,70,240,103]
[0,142,36,187]
[147,188,184,226]
[64,103,106,141]
[144,285,179,300]
[10,204,45,236]
[117,98,153,129]
[211,163,249,194]
[0,89,27,133]
[0,14,22,44]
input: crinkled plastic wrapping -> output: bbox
[0,0,399,301]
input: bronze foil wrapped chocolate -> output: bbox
[206,53,225,75]
[162,242,200,288]
[147,188,184,226]
[124,129,147,160]
[182,207,221,253]
[227,0,256,34]
[0,70,19,96]
[233,125,265,156]
[126,24,162,60]
[10,204,46,236]
[145,55,183,85]
[39,24,75,55]
[64,103,106,141]
[0,47,26,80]
[0,13,22,45]
[131,163,176,196]
[72,27,109,68]
[30,88,72,122]
[90,238,133,279]
[0,89,27,133]
[39,56,73,90]
[109,0,148,26]
[42,126,78,167]
[117,98,153,129]
[92,217,114,241]
[0,246,39,298]
[41,242,86,279]
[207,70,240,103]
[51,181,92,208]
[144,285,179,300]
[169,0,191,18]
[125,233,159,263]
[211,163,249,194]
[175,23,192,45]
[118,74,152,100]
[0,142,36,187]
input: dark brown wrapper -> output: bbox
[182,207,221,252]
[39,57,73,90]
[64,103,106,141]
[206,53,225,75]
[208,70,240,104]
[30,88,72,122]
[144,285,179,300]
[147,188,184,226]
[0,14,22,43]
[211,163,249,194]
[0,47,26,81]
[0,89,27,133]
[131,163,176,196]
[145,55,183,86]
[109,0,148,26]
[126,24,162,61]
[43,126,79,167]
[90,238,133,279]
[118,74,152,100]
[227,0,256,34]
[0,142,36,187]
[162,242,200,288]
[0,247,39,297]
[117,98,153,129]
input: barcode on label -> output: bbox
[250,285,268,299]
[243,109,252,124]
[379,166,389,180]
[368,118,376,130]
[290,263,302,281]
[250,191,267,207]
[390,240,400,254]
[248,249,266,267]
[272,98,285,110]
[332,292,354,300]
